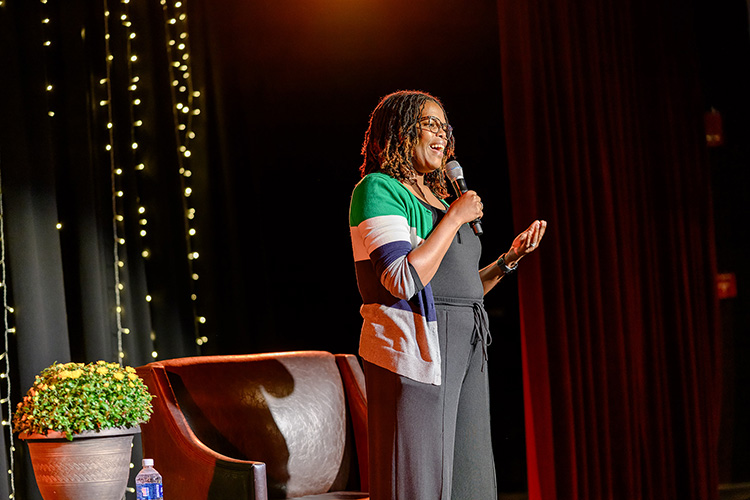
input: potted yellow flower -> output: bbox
[13,361,154,500]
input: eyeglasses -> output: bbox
[419,116,453,140]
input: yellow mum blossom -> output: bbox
[13,360,153,440]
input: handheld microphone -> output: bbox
[445,160,483,236]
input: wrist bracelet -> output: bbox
[497,254,518,274]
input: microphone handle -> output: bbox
[471,218,484,237]
[451,178,483,236]
[453,177,469,194]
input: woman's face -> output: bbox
[412,100,450,175]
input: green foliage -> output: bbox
[13,361,153,441]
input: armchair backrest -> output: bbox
[138,351,365,498]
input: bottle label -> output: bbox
[136,483,163,499]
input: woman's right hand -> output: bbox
[407,190,482,287]
[447,190,483,226]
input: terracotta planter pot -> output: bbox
[20,426,140,500]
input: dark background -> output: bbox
[185,0,527,490]
[186,0,513,357]
[1,0,749,498]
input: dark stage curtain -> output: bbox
[497,0,721,499]
[1,1,204,498]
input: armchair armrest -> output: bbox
[335,354,368,492]
[137,364,269,500]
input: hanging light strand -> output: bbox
[119,1,147,477]
[0,167,17,498]
[161,0,207,347]
[101,0,127,365]
[40,0,56,120]
[121,0,149,257]
[118,0,159,362]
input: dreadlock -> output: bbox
[359,90,455,199]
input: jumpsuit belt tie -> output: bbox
[433,296,493,370]
[471,302,492,371]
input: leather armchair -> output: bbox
[136,351,368,500]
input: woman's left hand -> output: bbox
[507,219,547,262]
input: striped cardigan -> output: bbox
[349,172,447,385]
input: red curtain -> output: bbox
[497,0,721,498]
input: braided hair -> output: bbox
[359,90,455,199]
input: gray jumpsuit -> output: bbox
[365,203,498,500]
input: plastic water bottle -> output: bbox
[135,458,163,500]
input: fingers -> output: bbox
[513,220,547,257]
[454,190,483,222]
[506,220,547,262]
[525,220,547,250]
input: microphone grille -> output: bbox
[445,160,464,181]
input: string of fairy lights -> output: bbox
[101,0,141,472]
[160,0,208,347]
[117,0,156,357]
[0,4,11,496]
[97,0,208,364]
[0,0,206,492]
[0,171,17,499]
[100,0,152,364]
[100,0,130,365]
[0,0,15,493]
